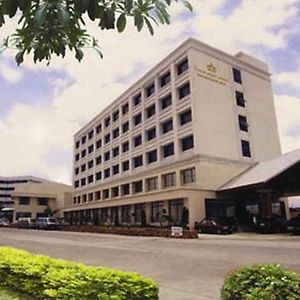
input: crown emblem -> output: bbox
[207,63,217,73]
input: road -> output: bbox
[0,228,299,300]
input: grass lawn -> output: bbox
[0,287,34,300]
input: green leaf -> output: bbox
[18,0,30,12]
[144,17,154,35]
[75,48,84,62]
[34,3,48,27]
[15,50,24,65]
[117,13,126,33]
[7,0,18,18]
[124,0,133,12]
[182,0,193,12]
[134,13,144,31]
[57,3,70,26]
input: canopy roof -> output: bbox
[219,148,300,191]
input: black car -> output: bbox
[256,216,287,234]
[195,218,235,234]
[287,216,300,235]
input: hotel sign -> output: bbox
[194,63,228,86]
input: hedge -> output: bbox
[221,264,300,300]
[0,247,159,300]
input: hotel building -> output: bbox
[64,38,282,229]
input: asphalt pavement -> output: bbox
[0,228,299,300]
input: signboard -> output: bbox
[194,63,228,86]
[171,226,183,237]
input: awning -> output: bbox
[1,207,14,212]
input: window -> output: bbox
[19,197,30,205]
[104,151,110,161]
[162,172,176,188]
[104,133,110,144]
[233,68,242,84]
[112,110,119,121]
[96,155,102,165]
[147,149,157,164]
[160,71,171,88]
[87,193,93,202]
[169,199,183,225]
[81,136,86,144]
[146,127,156,141]
[146,177,158,191]
[88,130,94,139]
[74,180,79,188]
[37,197,49,206]
[81,149,86,158]
[75,153,80,161]
[81,178,86,186]
[122,141,129,153]
[146,104,156,119]
[241,140,251,157]
[88,160,94,169]
[145,83,155,97]
[163,143,174,157]
[75,167,79,175]
[96,139,102,149]
[88,144,94,154]
[151,201,164,222]
[82,194,87,202]
[178,82,190,99]
[77,196,81,204]
[111,186,119,198]
[181,135,194,151]
[88,175,94,184]
[104,168,110,178]
[160,94,172,110]
[133,113,142,126]
[122,102,129,115]
[96,171,102,181]
[181,167,196,184]
[133,134,142,147]
[105,116,111,127]
[112,127,120,139]
[95,191,101,200]
[177,58,189,75]
[133,93,142,106]
[238,115,248,132]
[122,121,129,133]
[134,204,145,223]
[236,91,245,107]
[122,160,130,171]
[133,180,143,194]
[161,119,173,134]
[75,140,80,148]
[121,184,130,196]
[81,164,86,172]
[103,189,109,199]
[112,164,119,175]
[121,205,131,223]
[180,109,192,126]
[96,123,102,134]
[133,155,143,168]
[112,146,119,157]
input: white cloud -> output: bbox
[0,0,299,184]
[274,94,300,153]
[0,59,23,83]
[274,70,300,90]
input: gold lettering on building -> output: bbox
[194,63,228,86]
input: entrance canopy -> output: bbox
[219,148,300,197]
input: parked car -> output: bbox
[195,218,235,234]
[287,216,300,235]
[0,219,10,227]
[14,218,37,229]
[256,216,287,234]
[36,217,61,230]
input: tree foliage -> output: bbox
[0,0,192,65]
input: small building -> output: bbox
[0,176,72,222]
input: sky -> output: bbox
[0,0,300,204]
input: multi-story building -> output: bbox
[64,38,281,229]
[0,176,72,222]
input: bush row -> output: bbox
[0,247,158,300]
[63,225,198,238]
[221,264,300,299]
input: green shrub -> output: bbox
[221,264,300,300]
[0,247,158,300]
